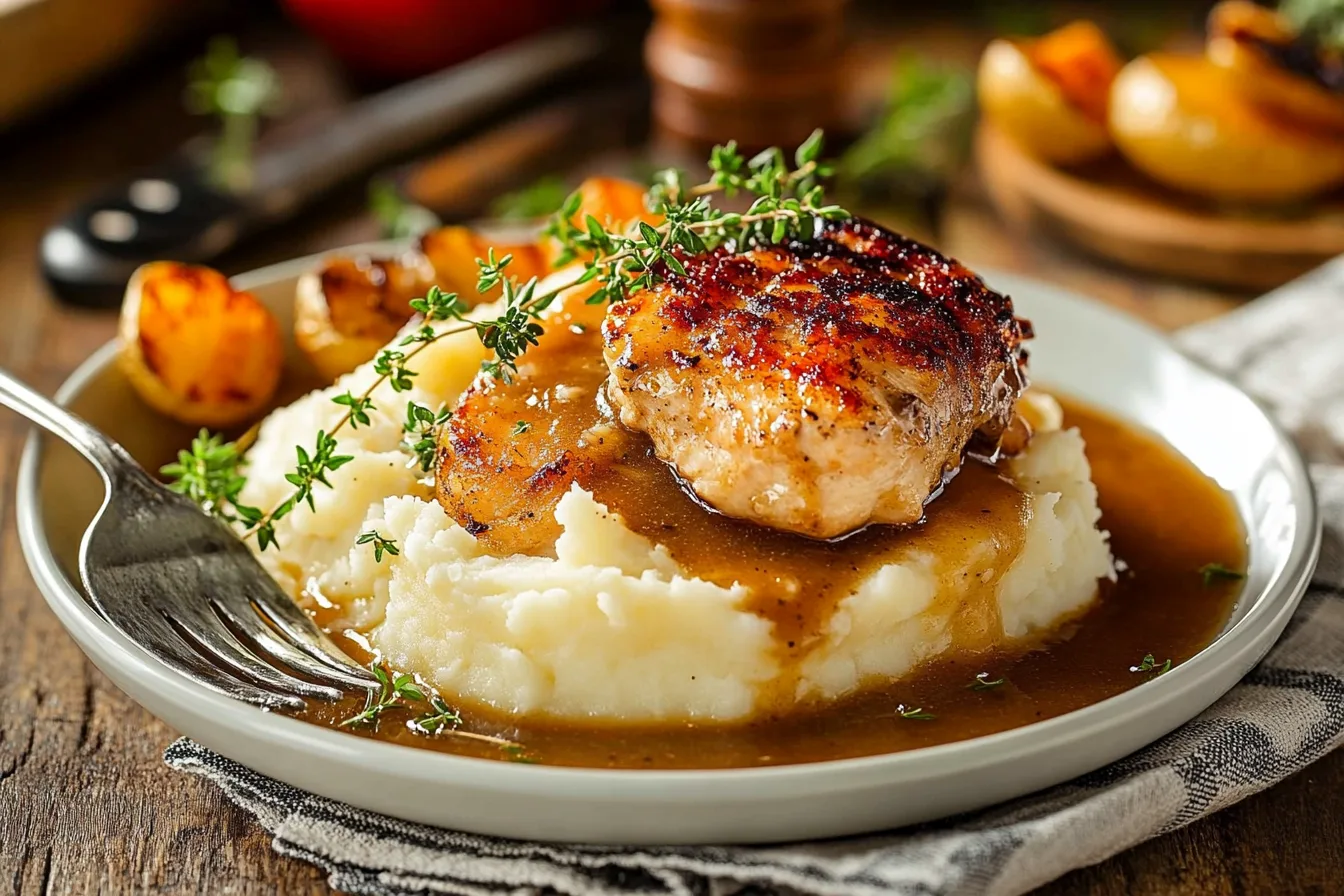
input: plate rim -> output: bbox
[14,250,1323,830]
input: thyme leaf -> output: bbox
[356,530,399,563]
[403,401,451,473]
[1199,563,1245,587]
[160,429,263,528]
[1130,654,1173,676]
[968,672,1007,691]
[339,665,425,729]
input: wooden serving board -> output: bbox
[976,123,1344,291]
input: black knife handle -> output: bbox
[40,24,609,308]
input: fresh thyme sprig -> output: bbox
[161,430,262,527]
[332,392,375,428]
[357,530,399,562]
[404,401,451,473]
[409,697,526,757]
[185,37,282,193]
[339,665,532,759]
[544,130,844,307]
[411,695,463,734]
[247,430,354,551]
[169,132,847,552]
[340,664,426,729]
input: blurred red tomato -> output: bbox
[282,0,609,80]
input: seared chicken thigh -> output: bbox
[601,218,1030,539]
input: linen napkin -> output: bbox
[165,258,1344,896]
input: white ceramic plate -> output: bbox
[16,249,1319,845]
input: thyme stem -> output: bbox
[170,131,847,552]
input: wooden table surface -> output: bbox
[1,12,1342,896]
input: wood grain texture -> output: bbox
[976,123,1344,292]
[0,10,1341,896]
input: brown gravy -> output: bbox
[299,392,1246,769]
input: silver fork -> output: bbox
[3,369,378,710]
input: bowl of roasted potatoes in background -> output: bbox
[976,0,1344,288]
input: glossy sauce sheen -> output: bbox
[303,332,1246,768]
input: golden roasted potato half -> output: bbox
[1109,53,1344,202]
[419,226,549,303]
[295,249,436,383]
[296,177,652,383]
[1206,0,1344,136]
[570,176,653,228]
[119,262,283,428]
[296,230,550,383]
[543,176,655,265]
[978,21,1123,165]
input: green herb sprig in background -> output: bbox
[837,53,974,227]
[1281,0,1344,50]
[340,665,426,729]
[491,175,570,221]
[369,180,441,240]
[186,37,282,193]
[162,430,262,528]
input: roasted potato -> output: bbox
[119,262,284,428]
[419,226,549,302]
[295,249,436,383]
[978,21,1123,165]
[1109,53,1344,202]
[296,230,550,383]
[295,178,652,383]
[543,176,655,265]
[1206,0,1344,137]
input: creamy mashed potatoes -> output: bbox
[241,289,1114,722]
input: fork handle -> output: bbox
[0,368,130,473]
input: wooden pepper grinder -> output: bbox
[645,0,851,152]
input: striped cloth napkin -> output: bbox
[166,258,1344,896]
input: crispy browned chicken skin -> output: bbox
[601,218,1031,539]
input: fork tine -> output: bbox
[250,592,381,686]
[212,598,377,692]
[118,607,306,711]
[167,600,345,702]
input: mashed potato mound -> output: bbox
[241,293,1114,722]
